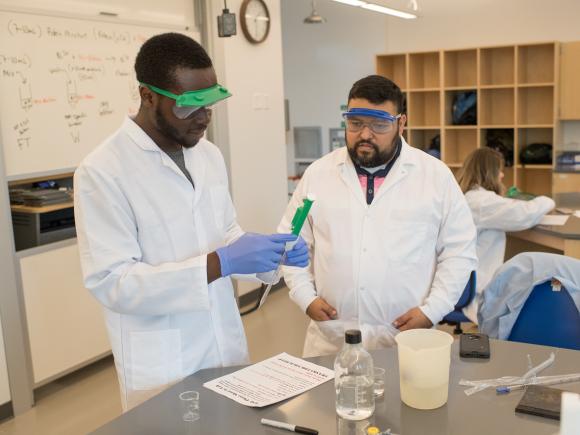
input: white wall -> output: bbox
[208,0,289,295]
[281,0,389,174]
[384,0,580,53]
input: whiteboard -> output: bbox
[0,10,199,177]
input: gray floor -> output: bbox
[0,288,309,435]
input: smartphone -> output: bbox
[459,333,490,359]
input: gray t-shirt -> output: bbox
[165,148,194,188]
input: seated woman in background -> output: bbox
[457,148,555,324]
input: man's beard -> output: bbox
[348,135,401,167]
[154,106,198,149]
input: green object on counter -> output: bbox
[291,194,316,235]
[506,186,536,201]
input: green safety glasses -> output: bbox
[140,82,232,120]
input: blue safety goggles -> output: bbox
[342,108,401,122]
[342,108,401,134]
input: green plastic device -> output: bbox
[258,193,316,308]
[290,194,315,236]
[506,186,536,201]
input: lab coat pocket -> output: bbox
[385,214,437,264]
[386,219,429,263]
[129,329,182,391]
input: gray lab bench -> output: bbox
[91,340,580,435]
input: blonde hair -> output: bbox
[457,148,505,195]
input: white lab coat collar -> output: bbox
[121,116,207,203]
[122,116,161,153]
[334,137,418,207]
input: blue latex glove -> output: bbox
[283,236,309,267]
[216,233,298,277]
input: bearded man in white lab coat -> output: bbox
[74,33,308,409]
[280,75,477,357]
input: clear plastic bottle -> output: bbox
[335,329,375,420]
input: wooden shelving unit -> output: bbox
[376,42,559,196]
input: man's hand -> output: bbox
[306,297,337,321]
[393,307,433,331]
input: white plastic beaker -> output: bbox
[395,329,453,410]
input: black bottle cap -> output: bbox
[345,329,362,344]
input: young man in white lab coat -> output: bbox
[280,75,477,357]
[74,33,308,410]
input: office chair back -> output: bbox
[508,280,580,351]
[440,271,476,334]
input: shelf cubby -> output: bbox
[444,49,477,88]
[409,129,440,151]
[408,91,440,127]
[376,54,407,89]
[482,128,515,167]
[517,128,554,165]
[444,90,477,126]
[517,86,554,125]
[480,87,515,126]
[444,128,477,165]
[518,43,555,85]
[516,167,553,196]
[480,46,515,86]
[409,52,440,89]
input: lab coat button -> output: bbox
[360,286,365,291]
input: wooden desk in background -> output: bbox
[508,215,580,260]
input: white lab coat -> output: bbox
[74,117,251,410]
[279,140,477,357]
[462,187,555,323]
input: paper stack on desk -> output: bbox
[10,188,71,206]
[539,215,569,226]
[204,353,334,407]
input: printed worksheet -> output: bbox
[203,353,334,407]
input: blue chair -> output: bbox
[508,280,580,351]
[440,271,476,334]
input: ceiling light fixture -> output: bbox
[304,0,326,24]
[332,0,366,6]
[330,0,417,20]
[360,3,417,19]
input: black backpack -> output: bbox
[520,143,553,164]
[452,92,477,125]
